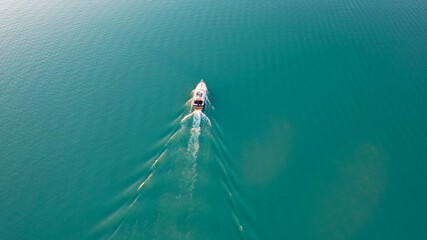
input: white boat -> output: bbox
[193,79,207,110]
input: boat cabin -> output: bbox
[194,100,204,108]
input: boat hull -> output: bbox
[192,80,207,110]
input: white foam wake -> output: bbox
[188,110,202,158]
[185,110,211,192]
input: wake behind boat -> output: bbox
[193,79,207,110]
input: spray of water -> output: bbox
[186,110,211,156]
[188,111,202,158]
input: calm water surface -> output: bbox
[1,0,426,239]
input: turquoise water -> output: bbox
[1,0,426,239]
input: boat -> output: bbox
[193,79,208,110]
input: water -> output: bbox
[0,0,426,239]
